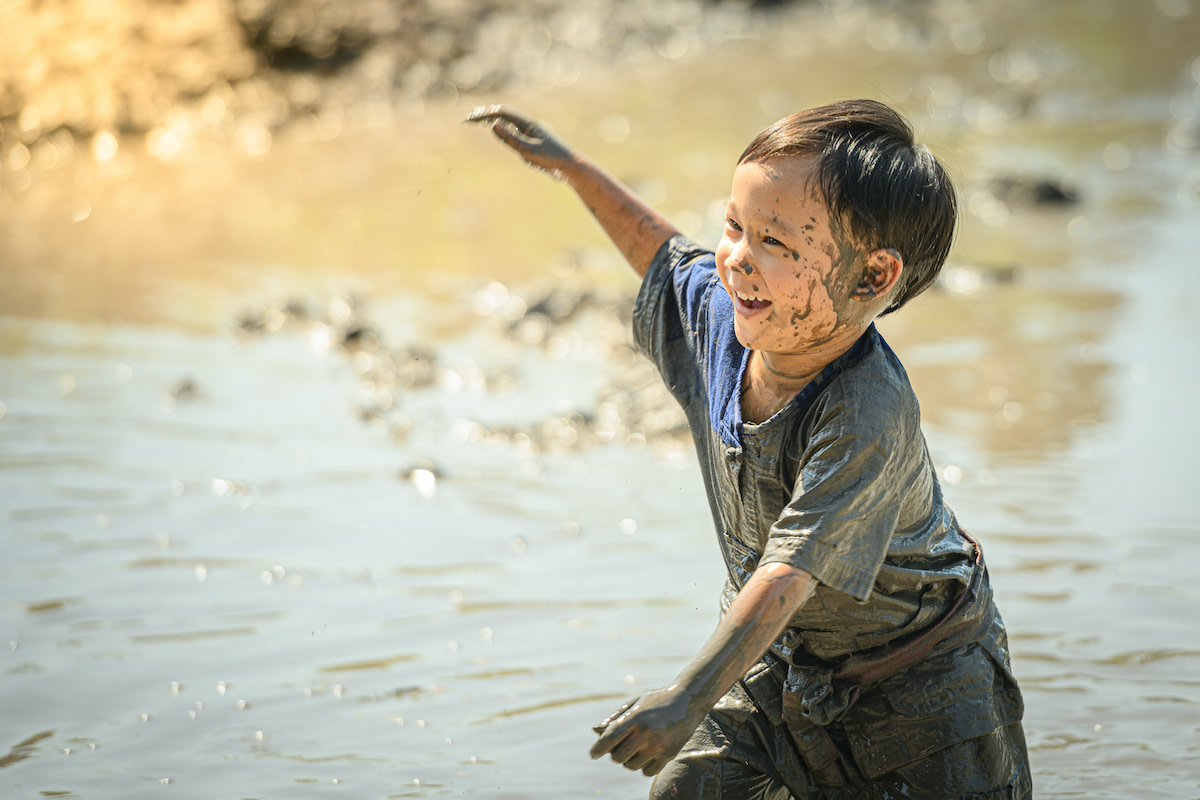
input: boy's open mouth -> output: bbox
[735,290,772,311]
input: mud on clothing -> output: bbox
[632,236,1029,798]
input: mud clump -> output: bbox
[237,283,689,462]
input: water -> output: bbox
[3,1,1200,797]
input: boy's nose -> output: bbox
[726,242,754,275]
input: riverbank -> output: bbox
[1,0,777,164]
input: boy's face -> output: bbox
[715,156,870,356]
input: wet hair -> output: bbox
[738,99,957,315]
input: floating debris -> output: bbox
[988,175,1080,207]
[169,379,198,403]
[238,283,688,460]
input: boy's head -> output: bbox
[738,99,957,316]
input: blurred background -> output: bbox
[2,0,1199,797]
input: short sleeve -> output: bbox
[759,391,910,602]
[632,235,721,405]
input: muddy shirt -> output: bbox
[633,235,979,663]
[634,235,1026,783]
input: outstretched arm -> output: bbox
[589,562,816,776]
[466,105,680,278]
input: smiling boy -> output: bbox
[468,99,1029,799]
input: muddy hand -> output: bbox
[465,105,574,176]
[589,688,699,777]
[592,698,637,735]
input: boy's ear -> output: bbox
[852,248,903,301]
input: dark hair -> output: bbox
[738,99,957,315]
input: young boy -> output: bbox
[467,99,1030,799]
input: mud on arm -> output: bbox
[590,562,817,776]
[466,105,680,278]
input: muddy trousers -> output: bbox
[648,665,1031,800]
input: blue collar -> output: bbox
[710,319,878,448]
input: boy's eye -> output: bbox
[763,236,788,249]
[726,218,743,232]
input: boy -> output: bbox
[467,99,1030,799]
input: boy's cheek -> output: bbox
[714,255,734,293]
[714,242,731,272]
[782,283,838,331]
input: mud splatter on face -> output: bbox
[715,157,880,354]
[820,228,867,329]
[780,263,837,343]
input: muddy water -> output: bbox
[3,1,1200,797]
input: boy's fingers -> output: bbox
[489,120,520,146]
[492,120,541,149]
[642,756,669,777]
[589,722,633,760]
[485,120,551,164]
[466,105,539,135]
[592,699,636,735]
[609,736,642,765]
[624,749,656,773]
[464,104,509,124]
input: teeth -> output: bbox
[736,291,767,303]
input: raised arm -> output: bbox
[589,562,816,776]
[466,105,680,278]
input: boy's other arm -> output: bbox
[466,105,680,278]
[590,562,816,776]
